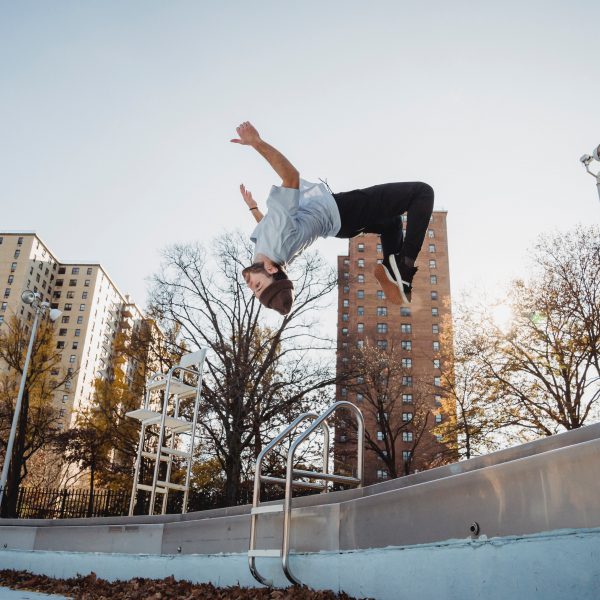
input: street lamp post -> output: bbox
[580,143,600,202]
[0,291,61,512]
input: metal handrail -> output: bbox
[249,412,326,586]
[248,401,364,587]
[282,401,364,585]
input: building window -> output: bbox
[342,328,348,336]
[402,358,412,368]
[435,413,443,423]
[402,431,413,442]
[4,288,11,298]
[82,292,88,299]
[357,290,365,299]
[377,306,387,317]
[84,279,90,287]
[10,262,17,273]
[64,303,72,311]
[68,279,76,286]
[357,274,365,284]
[402,376,412,387]
[358,259,365,268]
[430,275,438,285]
[376,431,384,440]
[62,395,68,403]
[343,271,349,280]
[74,329,81,337]
[434,394,442,407]
[342,313,349,322]
[377,323,388,334]
[429,244,436,252]
[431,291,438,301]
[59,408,65,417]
[357,376,364,384]
[72,267,79,275]
[402,451,412,461]
[400,324,412,334]
[343,299,349,308]
[401,340,412,351]
[432,307,439,317]
[400,307,411,317]
[428,229,435,238]
[66,291,74,299]
[341,387,348,397]
[58,267,66,274]
[17,236,24,245]
[56,279,63,287]
[377,340,388,350]
[376,290,385,300]
[357,243,365,252]
[357,340,364,349]
[429,259,437,269]
[343,286,349,294]
[56,341,65,349]
[72,342,79,350]
[357,306,364,316]
[7,275,14,285]
[356,393,364,401]
[433,341,440,352]
[357,323,364,333]
[69,355,76,363]
[59,328,67,336]
[402,412,413,422]
[433,359,441,369]
[377,469,388,480]
[1,302,7,311]
[77,316,83,324]
[376,243,382,253]
[343,258,349,266]
[432,324,439,334]
[402,393,413,403]
[86,267,92,275]
[434,376,441,387]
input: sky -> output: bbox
[2,0,599,339]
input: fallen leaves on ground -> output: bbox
[0,570,372,599]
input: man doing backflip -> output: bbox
[232,121,434,316]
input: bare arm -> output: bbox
[239,184,264,223]
[231,121,299,189]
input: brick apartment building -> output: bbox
[335,211,452,485]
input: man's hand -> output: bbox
[231,121,261,147]
[240,184,256,209]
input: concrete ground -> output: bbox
[0,589,70,599]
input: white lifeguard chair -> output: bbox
[126,349,207,516]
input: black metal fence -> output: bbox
[13,487,131,519]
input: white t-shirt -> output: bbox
[250,179,341,266]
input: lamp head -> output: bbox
[49,308,62,322]
[593,144,600,162]
[21,290,38,305]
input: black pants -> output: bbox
[333,182,434,261]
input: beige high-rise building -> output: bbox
[0,232,146,429]
[335,211,453,485]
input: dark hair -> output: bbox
[242,262,288,282]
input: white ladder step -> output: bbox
[125,409,193,433]
[251,504,284,514]
[156,480,187,491]
[141,447,191,461]
[137,484,167,494]
[248,549,280,558]
[147,378,197,398]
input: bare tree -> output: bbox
[148,232,342,506]
[436,304,508,459]
[337,344,434,479]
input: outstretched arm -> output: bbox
[231,121,300,189]
[239,184,264,223]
